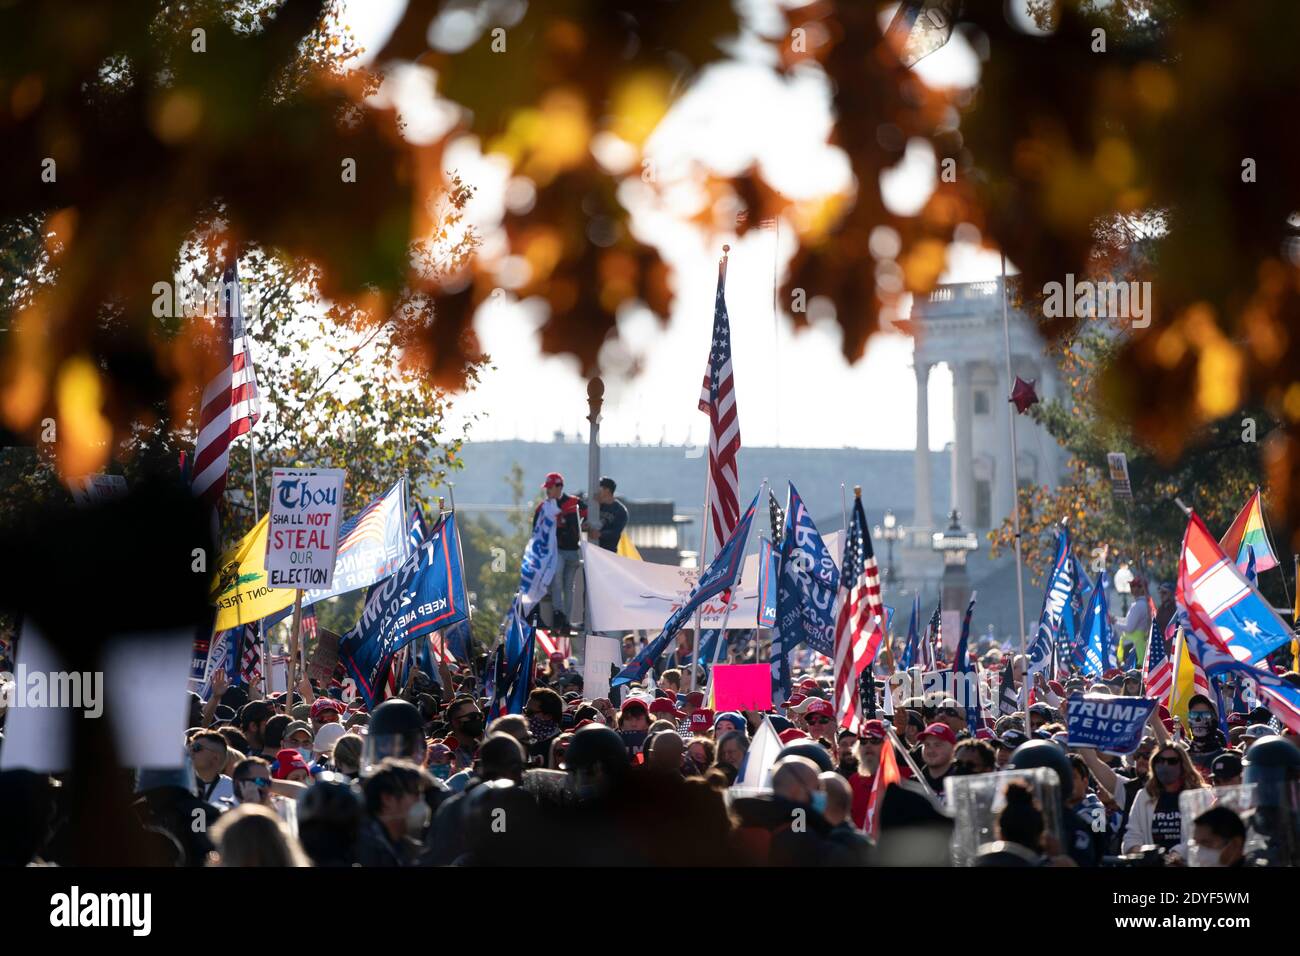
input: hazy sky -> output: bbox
[340,0,1019,451]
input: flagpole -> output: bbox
[691,243,730,693]
[1000,254,1030,679]
[247,430,272,695]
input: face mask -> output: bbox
[810,791,828,815]
[297,748,312,764]
[430,763,451,780]
[528,716,558,740]
[1154,763,1182,787]
[1192,844,1224,867]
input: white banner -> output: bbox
[266,467,346,590]
[581,533,840,633]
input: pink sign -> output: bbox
[711,664,771,712]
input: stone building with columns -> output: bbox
[904,277,1068,641]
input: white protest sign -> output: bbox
[266,468,345,590]
[68,473,128,506]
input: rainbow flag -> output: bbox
[1219,488,1278,574]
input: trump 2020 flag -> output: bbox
[1080,570,1115,677]
[1027,523,1075,683]
[519,498,561,615]
[775,483,840,657]
[1180,509,1292,666]
[492,600,536,717]
[612,491,758,688]
[338,512,469,708]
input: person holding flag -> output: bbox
[951,593,983,733]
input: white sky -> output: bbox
[338,0,1024,451]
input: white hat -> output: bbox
[313,722,347,755]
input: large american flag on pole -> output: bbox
[191,262,261,509]
[699,250,741,553]
[238,623,262,685]
[832,491,886,730]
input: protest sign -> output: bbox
[266,468,345,590]
[67,473,128,506]
[1066,693,1157,754]
[582,635,622,700]
[307,626,340,685]
[711,664,772,711]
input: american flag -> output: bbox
[768,490,785,547]
[920,600,941,670]
[191,262,261,509]
[409,502,428,550]
[238,623,262,685]
[832,493,886,730]
[536,628,571,661]
[1142,616,1172,701]
[699,252,741,554]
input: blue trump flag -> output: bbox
[757,537,778,628]
[492,601,536,717]
[612,490,759,688]
[771,483,839,708]
[1080,570,1115,677]
[1067,555,1094,669]
[1027,523,1075,682]
[952,593,982,732]
[338,512,469,708]
[1066,693,1157,754]
[900,593,921,670]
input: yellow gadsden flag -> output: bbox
[211,514,294,631]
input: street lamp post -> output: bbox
[873,508,903,583]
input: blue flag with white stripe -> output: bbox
[1027,525,1075,681]
[612,490,758,688]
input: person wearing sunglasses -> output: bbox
[935,698,967,737]
[798,699,838,744]
[231,757,276,808]
[1121,742,1208,862]
[189,730,235,806]
[1185,694,1228,773]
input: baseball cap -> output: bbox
[859,719,886,740]
[781,693,807,709]
[778,728,810,744]
[313,722,346,755]
[689,710,714,734]
[803,699,834,719]
[997,729,1028,750]
[1244,723,1273,741]
[649,698,685,720]
[1210,751,1243,780]
[621,698,650,717]
[919,722,957,745]
[310,697,343,721]
[282,720,313,743]
[684,691,705,709]
[798,678,819,691]
[542,471,564,489]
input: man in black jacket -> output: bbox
[586,476,629,552]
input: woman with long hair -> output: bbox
[208,804,311,867]
[1121,741,1207,861]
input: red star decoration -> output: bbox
[1010,377,1040,414]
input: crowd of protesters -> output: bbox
[5,626,1299,867]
